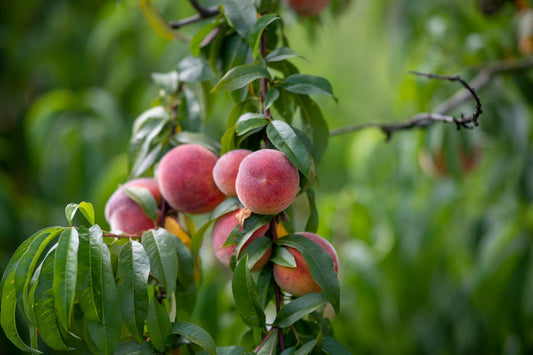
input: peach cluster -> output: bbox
[104,143,339,296]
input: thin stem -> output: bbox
[260,33,272,118]
[188,0,218,17]
[254,329,274,353]
[169,5,219,29]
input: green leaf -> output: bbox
[122,185,159,222]
[305,190,318,233]
[236,118,269,138]
[199,345,255,355]
[172,321,217,355]
[34,250,71,351]
[239,236,272,270]
[223,0,258,38]
[276,235,340,312]
[266,120,311,177]
[212,65,271,92]
[139,0,176,41]
[146,298,173,352]
[295,339,317,355]
[264,88,279,109]
[247,14,281,58]
[13,227,62,319]
[270,246,296,267]
[191,22,221,57]
[322,336,352,355]
[190,219,216,264]
[230,214,272,253]
[132,106,168,134]
[172,131,222,154]
[151,71,179,94]
[281,74,335,99]
[256,330,278,355]
[65,202,95,226]
[115,340,156,355]
[231,256,266,327]
[53,228,79,329]
[274,293,327,327]
[293,94,329,163]
[86,237,122,355]
[175,237,195,290]
[178,56,216,83]
[142,229,179,294]
[1,272,42,353]
[266,47,303,62]
[211,197,241,220]
[257,264,275,309]
[117,241,150,343]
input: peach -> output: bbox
[273,232,338,296]
[211,209,271,272]
[213,149,252,197]
[286,0,330,16]
[158,144,226,214]
[105,178,161,234]
[235,149,299,215]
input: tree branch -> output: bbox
[169,4,219,29]
[329,57,533,139]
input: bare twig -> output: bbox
[169,3,219,29]
[329,57,533,139]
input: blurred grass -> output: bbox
[1,0,533,353]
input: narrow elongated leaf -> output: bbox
[28,244,57,322]
[212,65,271,92]
[257,265,275,308]
[122,185,159,222]
[232,256,266,327]
[117,241,150,343]
[66,202,95,226]
[178,56,216,83]
[295,339,316,355]
[191,22,220,57]
[293,94,329,163]
[239,236,272,269]
[266,120,311,177]
[1,272,41,353]
[172,321,216,355]
[53,228,79,329]
[223,0,257,38]
[190,219,216,263]
[199,346,255,355]
[34,250,71,351]
[305,190,318,233]
[151,71,179,94]
[115,340,156,354]
[247,14,281,58]
[256,330,278,355]
[266,47,303,62]
[139,0,176,41]
[172,132,221,153]
[281,74,335,99]
[142,229,179,294]
[276,235,340,312]
[174,237,195,290]
[146,298,173,352]
[322,336,352,355]
[236,117,269,136]
[13,227,62,319]
[132,106,168,134]
[274,293,327,327]
[270,246,296,267]
[265,88,279,109]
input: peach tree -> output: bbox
[0,0,352,354]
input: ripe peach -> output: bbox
[235,149,299,215]
[105,178,161,234]
[286,0,330,16]
[211,209,271,271]
[273,232,338,297]
[213,149,252,197]
[158,144,226,214]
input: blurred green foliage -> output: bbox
[1,0,532,353]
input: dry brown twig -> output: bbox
[329,57,533,140]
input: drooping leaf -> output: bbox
[264,88,279,109]
[305,189,318,233]
[257,264,275,309]
[65,202,95,226]
[322,336,352,355]
[139,0,176,41]
[199,345,255,355]
[174,237,195,290]
[13,227,62,319]
[171,321,217,355]
[115,340,156,355]
[172,131,221,154]
[122,185,159,222]
[53,228,79,329]
[270,246,297,268]
[85,226,122,355]
[266,120,311,177]
[190,219,217,265]
[281,74,335,99]
[191,22,221,57]
[151,71,179,94]
[247,14,281,58]
[232,256,266,327]
[274,293,327,328]
[223,0,258,39]
[295,339,317,355]
[146,298,173,352]
[265,47,304,62]
[116,241,150,343]
[178,56,216,83]
[255,330,278,355]
[293,94,329,163]
[1,272,41,354]
[142,229,179,294]
[239,236,272,270]
[212,64,271,92]
[132,106,169,134]
[34,250,71,351]
[276,235,340,312]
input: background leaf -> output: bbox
[281,74,335,99]
[172,321,217,355]
[146,298,173,352]
[231,256,266,327]
[223,0,258,38]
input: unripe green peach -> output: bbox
[273,232,339,296]
[211,209,271,272]
[105,178,161,234]
[235,149,299,215]
[158,144,226,214]
[213,149,252,197]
